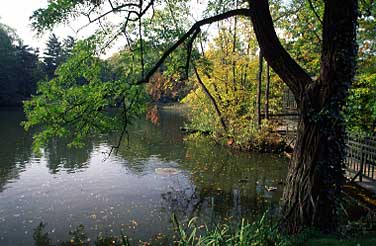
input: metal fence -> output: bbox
[272,89,375,183]
[281,88,298,113]
[345,134,376,181]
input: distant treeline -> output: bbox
[0,22,74,107]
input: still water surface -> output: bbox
[0,106,287,245]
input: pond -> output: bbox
[0,105,288,245]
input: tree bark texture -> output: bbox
[249,0,358,233]
[256,50,263,126]
[265,63,270,120]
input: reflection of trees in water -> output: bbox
[0,110,102,190]
[43,107,184,174]
[43,138,95,173]
[0,110,33,191]
[181,137,287,190]
[0,106,188,188]
[185,147,285,194]
[0,162,25,192]
[159,137,287,224]
[108,107,287,221]
[160,179,200,217]
[112,108,187,174]
[159,179,274,227]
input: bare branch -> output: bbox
[139,11,145,79]
[77,0,155,33]
[194,66,228,132]
[77,3,140,32]
[136,8,252,85]
[307,0,324,26]
[185,28,200,79]
[108,0,114,10]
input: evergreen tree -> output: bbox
[15,42,43,97]
[0,22,42,106]
[62,35,75,61]
[43,33,63,79]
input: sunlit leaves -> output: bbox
[183,19,284,148]
[345,57,376,134]
[23,39,148,152]
[31,0,82,33]
[344,1,376,134]
[279,0,322,76]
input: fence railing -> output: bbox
[282,88,298,113]
[345,134,376,181]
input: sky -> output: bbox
[0,0,207,56]
[0,0,110,54]
[0,1,72,51]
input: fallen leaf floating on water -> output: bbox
[238,177,249,183]
[130,219,138,226]
[264,186,277,192]
[155,168,180,175]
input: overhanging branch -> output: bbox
[185,28,200,79]
[136,8,252,85]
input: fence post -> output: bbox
[360,143,365,182]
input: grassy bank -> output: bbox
[33,211,376,246]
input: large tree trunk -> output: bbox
[281,110,346,232]
[282,0,358,233]
[248,0,358,232]
[232,0,239,93]
[264,63,270,120]
[256,50,263,126]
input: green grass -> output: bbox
[32,212,376,245]
[172,213,376,246]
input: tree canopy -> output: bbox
[20,0,369,234]
[0,22,43,106]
